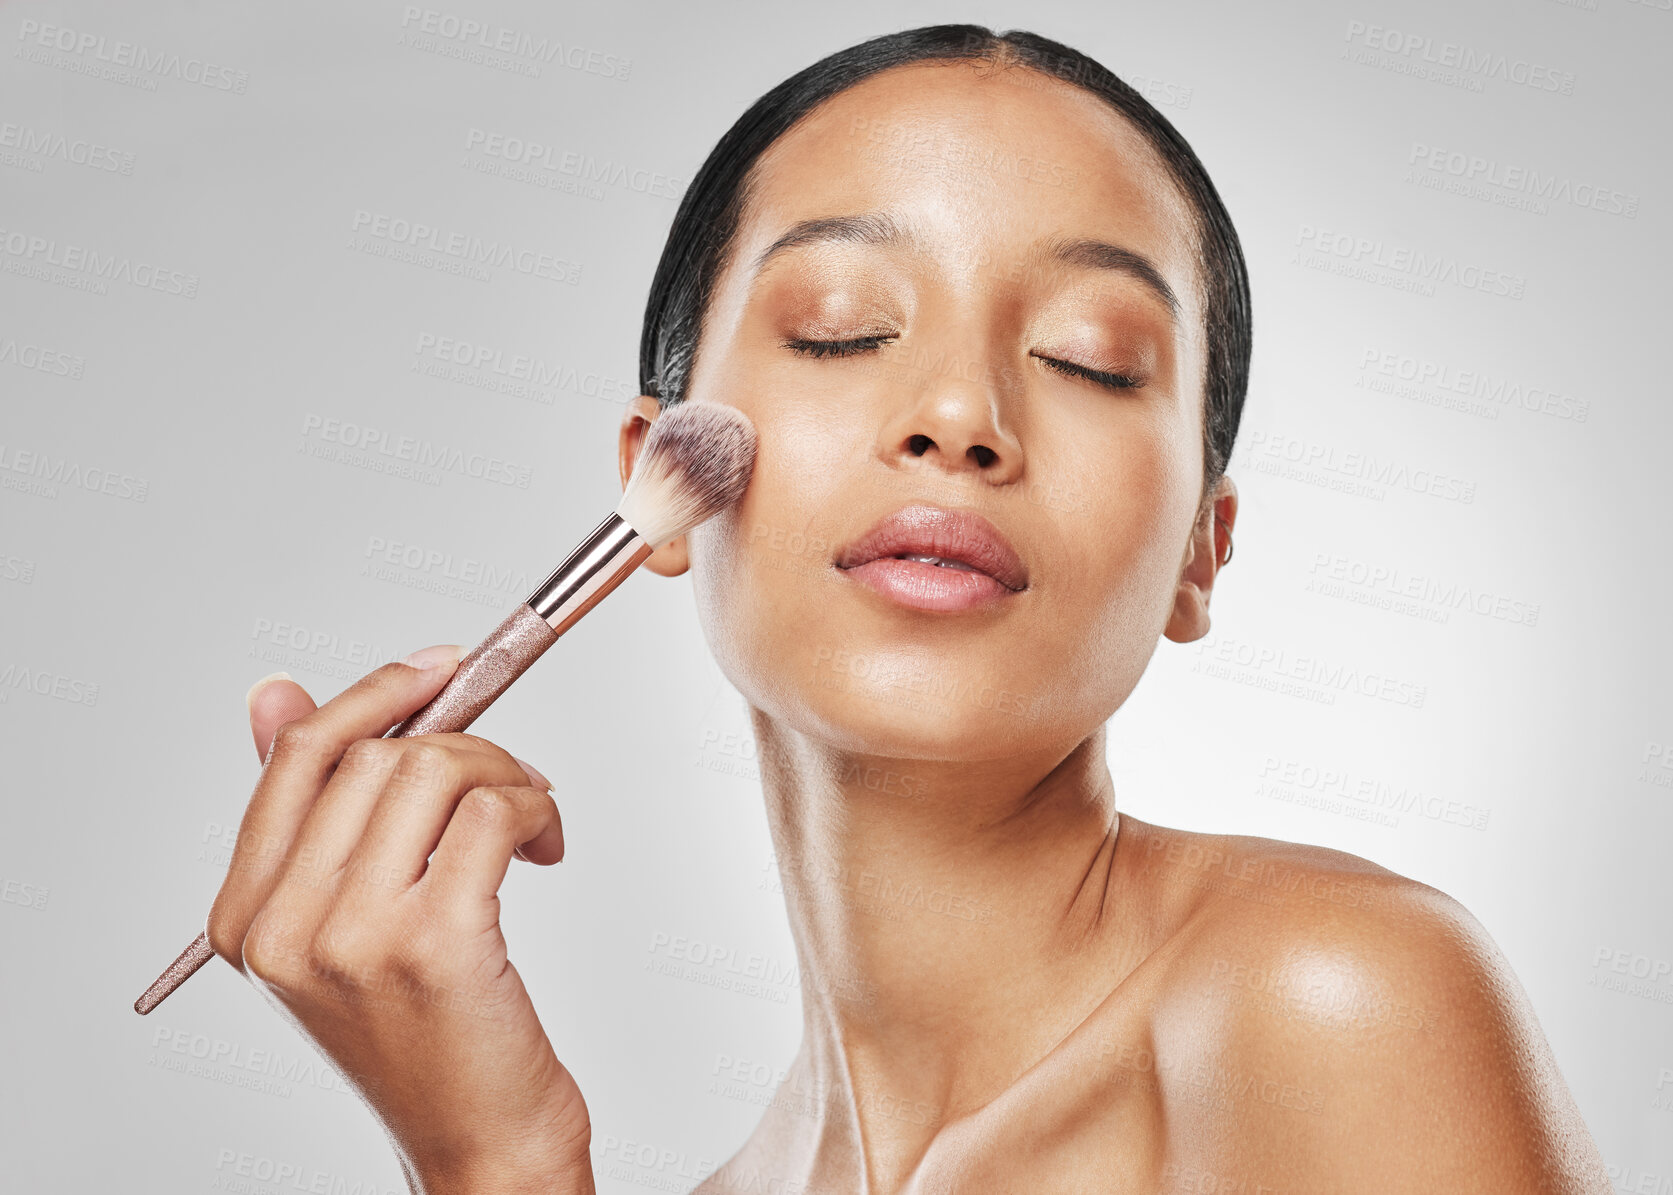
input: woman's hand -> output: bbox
[205,646,596,1195]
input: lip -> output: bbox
[834,504,1028,613]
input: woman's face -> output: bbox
[659,59,1225,762]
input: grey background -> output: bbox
[2,0,1669,1190]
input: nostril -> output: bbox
[908,434,933,456]
[970,445,996,468]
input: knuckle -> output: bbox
[306,919,378,989]
[243,913,304,983]
[440,731,516,770]
[205,899,246,969]
[372,659,420,690]
[459,785,517,829]
[391,741,457,790]
[338,737,395,773]
[268,718,326,762]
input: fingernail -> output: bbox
[400,644,462,672]
[245,671,292,711]
[512,755,553,792]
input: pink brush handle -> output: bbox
[134,604,560,1015]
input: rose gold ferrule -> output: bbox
[527,512,653,633]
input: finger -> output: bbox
[339,737,540,895]
[263,737,406,902]
[246,672,318,761]
[420,785,563,912]
[206,645,461,969]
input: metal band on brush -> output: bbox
[527,511,653,634]
[391,514,652,739]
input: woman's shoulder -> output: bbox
[1109,817,1610,1190]
[1124,816,1455,969]
[1122,815,1517,1058]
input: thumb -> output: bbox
[245,671,319,761]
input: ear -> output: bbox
[1163,474,1237,644]
[619,394,692,578]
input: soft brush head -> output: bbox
[616,402,757,547]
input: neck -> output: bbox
[749,708,1126,1184]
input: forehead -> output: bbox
[734,58,1201,312]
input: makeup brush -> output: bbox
[134,401,756,1015]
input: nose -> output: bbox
[877,381,1025,485]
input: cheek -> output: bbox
[684,423,856,702]
[1045,415,1196,661]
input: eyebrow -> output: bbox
[749,211,1180,324]
[1039,234,1180,321]
[748,212,913,276]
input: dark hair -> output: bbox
[638,24,1251,507]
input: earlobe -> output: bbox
[1162,475,1237,645]
[619,394,692,578]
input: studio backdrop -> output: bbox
[2,1,1669,1191]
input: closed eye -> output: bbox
[1035,353,1142,392]
[782,337,1141,392]
[783,335,897,358]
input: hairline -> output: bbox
[668,52,1220,510]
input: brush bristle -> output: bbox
[616,402,757,546]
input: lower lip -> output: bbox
[837,558,1018,612]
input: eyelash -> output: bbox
[1036,355,1142,391]
[781,336,1142,391]
[782,335,894,359]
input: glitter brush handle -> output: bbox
[134,514,652,1015]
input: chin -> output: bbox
[849,698,1057,762]
[738,645,1069,762]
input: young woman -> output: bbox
[207,25,1610,1194]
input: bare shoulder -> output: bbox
[1124,819,1611,1193]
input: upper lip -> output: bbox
[835,504,1029,592]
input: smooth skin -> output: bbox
[207,650,594,1195]
[206,56,1610,1195]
